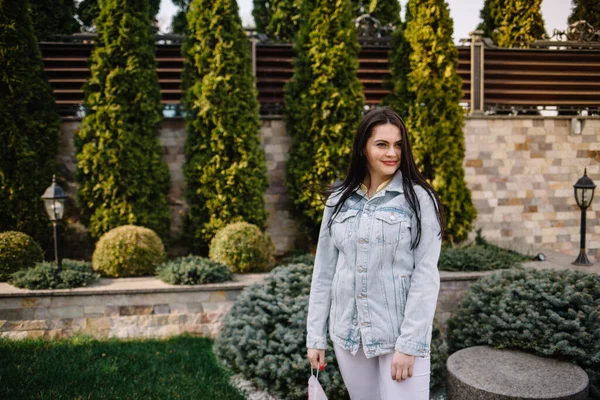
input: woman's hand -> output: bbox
[307,348,327,370]
[391,351,415,381]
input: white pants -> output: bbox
[333,343,430,400]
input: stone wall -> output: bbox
[57,116,599,260]
[0,273,482,339]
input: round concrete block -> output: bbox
[447,346,589,400]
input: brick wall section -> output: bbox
[0,273,481,339]
[57,116,599,259]
[464,117,599,261]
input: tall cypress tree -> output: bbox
[0,0,59,250]
[284,0,364,241]
[29,0,80,41]
[182,0,268,254]
[77,0,160,31]
[76,0,171,240]
[569,0,600,29]
[402,0,476,243]
[477,0,545,47]
[384,2,411,117]
[253,0,400,42]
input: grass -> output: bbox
[0,335,245,400]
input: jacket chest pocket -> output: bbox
[375,211,410,245]
[332,209,359,245]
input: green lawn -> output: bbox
[0,335,245,400]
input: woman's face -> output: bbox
[364,123,402,181]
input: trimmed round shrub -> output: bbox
[215,261,448,399]
[209,222,274,273]
[0,231,44,281]
[10,259,99,290]
[92,225,165,277]
[448,267,600,398]
[156,255,233,285]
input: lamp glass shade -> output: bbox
[573,169,596,210]
[44,198,65,221]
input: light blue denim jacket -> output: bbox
[306,170,442,358]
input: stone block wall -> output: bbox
[57,116,599,260]
[0,286,240,340]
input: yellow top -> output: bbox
[359,177,393,198]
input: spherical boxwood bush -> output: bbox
[156,255,233,285]
[447,267,600,398]
[209,222,274,273]
[215,261,448,399]
[0,231,44,281]
[10,259,99,290]
[92,225,165,277]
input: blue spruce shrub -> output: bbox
[214,263,349,399]
[448,267,600,398]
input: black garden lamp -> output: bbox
[42,175,67,268]
[572,168,596,266]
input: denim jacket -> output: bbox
[306,170,441,358]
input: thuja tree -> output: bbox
[569,0,600,29]
[182,0,268,254]
[253,0,400,42]
[384,3,411,117]
[402,0,476,243]
[0,0,59,250]
[77,0,160,31]
[29,0,80,41]
[76,0,171,240]
[284,0,364,241]
[477,0,545,47]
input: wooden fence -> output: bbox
[40,36,600,116]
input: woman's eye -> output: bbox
[377,143,386,147]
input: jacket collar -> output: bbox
[356,169,404,196]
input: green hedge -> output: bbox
[76,0,171,241]
[182,0,268,255]
[10,259,99,290]
[447,267,600,398]
[209,222,274,273]
[0,231,44,281]
[156,255,233,285]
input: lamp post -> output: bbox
[41,175,67,268]
[572,168,596,266]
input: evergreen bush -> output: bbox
[92,225,166,277]
[477,0,545,47]
[209,222,274,273]
[397,0,476,243]
[569,0,600,29]
[284,0,364,241]
[430,320,448,389]
[156,255,233,285]
[77,0,160,31]
[215,263,349,400]
[182,0,268,254]
[447,267,600,398]
[9,259,99,290]
[0,0,59,251]
[0,231,44,281]
[29,0,79,41]
[76,0,171,241]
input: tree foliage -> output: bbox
[77,0,160,32]
[396,0,476,243]
[29,0,80,41]
[0,0,59,252]
[182,0,268,254]
[284,0,364,241]
[253,0,401,42]
[568,0,600,30]
[169,0,190,34]
[477,0,546,47]
[76,0,171,240]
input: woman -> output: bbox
[306,107,444,399]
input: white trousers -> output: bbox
[333,343,430,400]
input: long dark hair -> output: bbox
[325,107,445,249]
